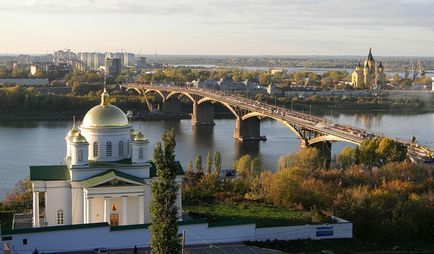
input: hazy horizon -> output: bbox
[1,0,434,56]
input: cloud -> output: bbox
[1,0,434,55]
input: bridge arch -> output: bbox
[126,87,142,95]
[241,112,304,140]
[166,91,195,104]
[197,97,238,118]
[308,135,360,146]
[144,89,165,102]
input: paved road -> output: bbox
[185,244,284,254]
[60,244,284,254]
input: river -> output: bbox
[0,112,433,198]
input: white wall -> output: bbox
[44,182,71,227]
[2,220,352,254]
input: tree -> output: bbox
[3,178,33,212]
[205,151,213,175]
[187,160,193,172]
[213,151,221,176]
[278,148,323,172]
[195,155,203,174]
[149,129,181,254]
[184,160,195,184]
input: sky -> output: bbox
[1,0,434,56]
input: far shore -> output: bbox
[0,106,433,122]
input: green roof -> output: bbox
[1,218,239,236]
[1,222,109,235]
[88,158,132,167]
[149,161,184,178]
[80,169,145,188]
[30,165,70,181]
[110,223,150,231]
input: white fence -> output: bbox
[1,219,352,254]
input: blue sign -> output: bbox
[316,226,334,237]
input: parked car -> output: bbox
[94,248,108,254]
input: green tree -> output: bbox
[205,151,213,175]
[213,151,221,176]
[149,129,181,254]
[195,154,203,174]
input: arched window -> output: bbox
[93,142,99,157]
[139,147,144,160]
[106,141,112,157]
[57,210,64,225]
[119,141,124,156]
[78,150,83,162]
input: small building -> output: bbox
[267,83,283,96]
[217,78,246,91]
[192,79,218,89]
[432,77,434,92]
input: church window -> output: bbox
[57,210,64,225]
[106,141,112,157]
[139,147,144,160]
[119,141,124,156]
[78,150,83,162]
[93,142,99,157]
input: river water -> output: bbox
[0,112,433,198]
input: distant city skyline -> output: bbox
[1,0,434,56]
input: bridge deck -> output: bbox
[125,83,433,160]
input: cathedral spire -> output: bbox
[368,47,374,61]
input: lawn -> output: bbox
[183,202,323,228]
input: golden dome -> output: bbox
[72,133,87,143]
[134,132,148,142]
[81,89,129,128]
[130,128,138,139]
[67,126,80,138]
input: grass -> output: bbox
[246,239,434,253]
[183,202,324,228]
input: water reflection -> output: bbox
[234,139,260,159]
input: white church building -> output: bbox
[30,89,183,228]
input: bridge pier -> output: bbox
[303,141,332,168]
[234,117,265,141]
[162,97,181,115]
[192,102,215,126]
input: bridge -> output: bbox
[123,83,433,164]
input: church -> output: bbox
[30,89,183,227]
[351,48,387,89]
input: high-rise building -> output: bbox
[53,49,77,64]
[78,52,106,70]
[136,57,149,69]
[105,58,122,83]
